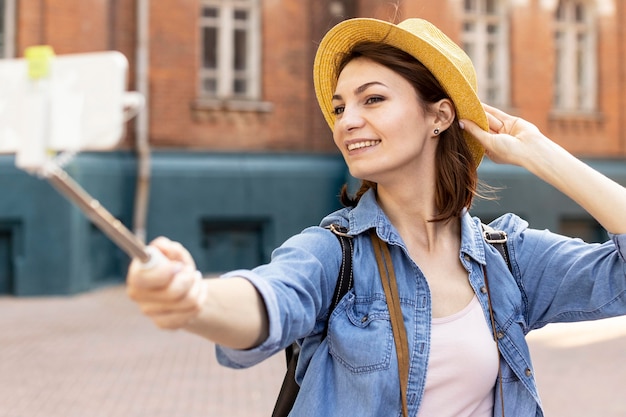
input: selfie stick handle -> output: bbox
[44,163,156,265]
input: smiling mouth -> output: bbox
[347,140,381,151]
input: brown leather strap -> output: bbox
[370,231,409,417]
[483,265,506,417]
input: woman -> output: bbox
[126,18,626,416]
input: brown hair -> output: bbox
[336,41,479,223]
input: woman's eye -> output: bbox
[333,105,345,116]
[365,96,384,105]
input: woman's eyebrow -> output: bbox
[332,81,386,101]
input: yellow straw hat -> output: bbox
[313,17,489,167]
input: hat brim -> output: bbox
[313,18,488,167]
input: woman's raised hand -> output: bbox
[462,103,626,235]
[461,103,545,168]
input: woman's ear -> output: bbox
[431,98,456,133]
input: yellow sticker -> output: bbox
[24,45,56,79]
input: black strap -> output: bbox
[482,223,512,273]
[274,342,299,417]
[323,224,353,338]
[286,224,353,357]
[481,223,511,417]
[272,224,353,417]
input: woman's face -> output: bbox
[331,57,439,185]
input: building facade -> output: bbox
[1,0,625,294]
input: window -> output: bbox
[461,0,510,107]
[200,218,269,273]
[0,0,16,58]
[0,220,21,295]
[560,217,605,243]
[553,0,597,112]
[199,0,261,101]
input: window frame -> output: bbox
[552,0,597,113]
[198,0,261,102]
[461,0,510,108]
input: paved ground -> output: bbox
[526,316,626,416]
[1,284,625,417]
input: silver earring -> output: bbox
[434,128,440,135]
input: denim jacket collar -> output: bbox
[345,189,487,265]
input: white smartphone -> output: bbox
[0,50,130,154]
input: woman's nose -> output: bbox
[336,105,365,132]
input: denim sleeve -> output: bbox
[498,214,626,330]
[608,232,626,262]
[215,226,342,369]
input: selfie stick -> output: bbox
[44,163,153,264]
[11,46,160,267]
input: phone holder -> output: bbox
[0,46,143,171]
[0,46,151,262]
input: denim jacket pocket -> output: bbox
[327,296,394,373]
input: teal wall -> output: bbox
[0,153,137,296]
[0,152,346,296]
[473,159,626,242]
[0,152,624,296]
[145,152,347,274]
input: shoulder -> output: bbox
[471,213,535,273]
[275,225,344,267]
[319,206,352,230]
[479,213,530,236]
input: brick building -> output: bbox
[1,0,625,295]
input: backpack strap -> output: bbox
[480,223,510,417]
[285,224,354,365]
[272,225,353,417]
[284,224,353,362]
[323,224,354,337]
[481,223,512,273]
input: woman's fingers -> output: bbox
[126,236,206,330]
[460,117,491,146]
[128,267,206,330]
[128,267,200,304]
[485,110,506,134]
[127,257,180,290]
[127,237,197,290]
[460,116,516,165]
[143,307,202,330]
[152,237,196,267]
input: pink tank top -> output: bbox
[416,295,499,417]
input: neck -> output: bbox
[375,184,460,253]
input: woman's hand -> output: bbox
[126,237,269,349]
[126,237,208,330]
[461,103,545,168]
[462,103,626,235]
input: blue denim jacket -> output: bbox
[217,190,626,416]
